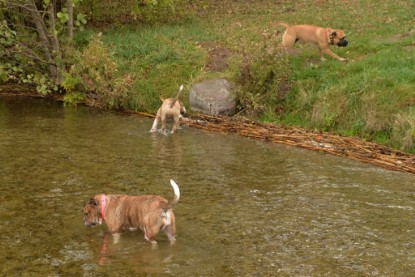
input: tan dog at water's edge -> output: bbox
[84,179,180,244]
[276,22,349,62]
[150,85,186,133]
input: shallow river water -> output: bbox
[0,96,414,276]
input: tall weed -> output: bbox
[233,32,289,118]
[62,33,134,109]
[391,108,415,152]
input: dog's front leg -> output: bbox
[164,227,176,245]
[143,226,158,245]
[319,49,327,62]
[112,233,120,244]
[323,48,347,62]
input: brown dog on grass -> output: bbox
[276,22,349,62]
[84,179,180,244]
[150,85,186,134]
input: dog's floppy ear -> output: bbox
[159,96,165,102]
[328,30,337,44]
[88,198,98,206]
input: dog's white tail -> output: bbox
[168,179,180,208]
[176,85,184,98]
[170,85,184,108]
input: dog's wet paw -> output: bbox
[112,233,120,244]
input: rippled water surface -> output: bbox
[1,96,414,276]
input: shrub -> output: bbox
[62,33,134,109]
[391,108,415,152]
[233,31,290,118]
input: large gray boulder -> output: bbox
[189,79,236,115]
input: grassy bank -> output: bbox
[74,0,415,152]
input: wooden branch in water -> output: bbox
[182,113,415,174]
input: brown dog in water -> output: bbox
[275,22,349,62]
[150,85,186,134]
[84,179,180,244]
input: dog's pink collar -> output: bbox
[100,195,106,221]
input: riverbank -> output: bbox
[2,85,413,174]
[69,0,415,153]
[2,1,414,153]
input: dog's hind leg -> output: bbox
[150,109,161,132]
[163,212,176,244]
[150,117,159,132]
[171,114,180,133]
[281,31,297,49]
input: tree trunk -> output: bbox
[27,0,59,83]
[67,0,74,42]
[47,1,63,83]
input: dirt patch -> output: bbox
[199,41,232,72]
[286,48,304,57]
[384,29,415,43]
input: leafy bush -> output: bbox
[1,1,88,93]
[63,91,86,107]
[233,31,290,118]
[62,33,134,109]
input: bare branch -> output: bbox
[3,1,48,14]
[2,45,49,65]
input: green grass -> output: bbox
[74,0,415,152]
[97,22,218,112]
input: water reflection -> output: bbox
[0,96,414,276]
[94,231,176,274]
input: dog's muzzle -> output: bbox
[84,221,97,227]
[84,216,100,227]
[337,37,348,47]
